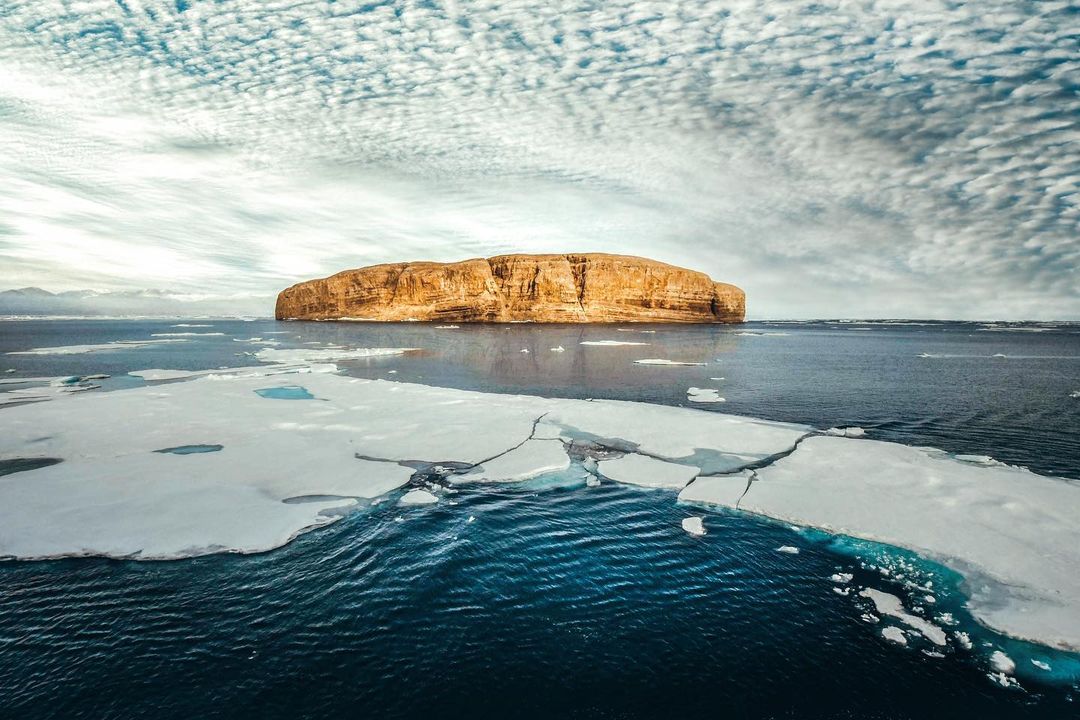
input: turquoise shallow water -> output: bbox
[1,319,1079,718]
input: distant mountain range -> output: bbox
[0,287,273,318]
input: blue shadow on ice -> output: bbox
[154,444,225,455]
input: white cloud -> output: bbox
[0,0,1076,318]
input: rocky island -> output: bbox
[275,253,745,323]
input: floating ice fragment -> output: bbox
[399,490,438,506]
[825,426,866,437]
[859,589,947,646]
[633,359,706,366]
[862,614,879,624]
[681,516,706,536]
[434,325,459,329]
[255,347,415,364]
[882,627,907,645]
[172,324,213,328]
[833,587,851,596]
[7,339,187,355]
[550,346,565,352]
[151,332,225,337]
[520,348,529,353]
[831,573,854,584]
[467,516,476,523]
[580,340,650,346]
[776,545,800,554]
[1032,659,1052,671]
[596,454,698,489]
[457,440,570,483]
[990,650,1016,674]
[686,387,725,403]
[954,632,973,650]
[1070,390,1080,398]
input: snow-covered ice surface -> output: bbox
[681,516,706,536]
[3,358,1080,661]
[633,358,707,366]
[679,434,1080,651]
[859,589,947,646]
[0,368,805,561]
[596,454,699,489]
[456,439,570,483]
[687,387,725,403]
[6,339,188,355]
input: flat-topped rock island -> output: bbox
[275,253,745,323]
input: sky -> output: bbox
[0,0,1077,319]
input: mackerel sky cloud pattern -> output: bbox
[0,0,1077,318]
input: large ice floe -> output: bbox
[2,354,1080,657]
[679,435,1080,651]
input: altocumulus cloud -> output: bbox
[0,0,1076,318]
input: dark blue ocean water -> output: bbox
[1,319,1079,719]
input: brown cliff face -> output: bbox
[275,253,745,323]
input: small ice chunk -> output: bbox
[776,545,800,554]
[597,454,699,489]
[400,489,438,506]
[882,627,907,645]
[859,589,947,646]
[862,614,879,624]
[682,516,706,536]
[687,387,725,403]
[550,346,565,353]
[467,515,476,523]
[825,426,866,437]
[833,587,851,596]
[151,332,225,337]
[585,475,601,487]
[830,573,854,584]
[633,359,706,366]
[520,348,529,353]
[1031,659,1051,671]
[990,650,1015,675]
[580,340,650,346]
[434,325,459,329]
[954,631,973,649]
[1070,390,1080,398]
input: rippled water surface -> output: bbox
[1,319,1079,719]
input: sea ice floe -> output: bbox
[580,340,650,346]
[825,426,866,438]
[990,650,1016,674]
[858,589,947,646]
[1032,659,1052,671]
[831,573,854,584]
[151,332,225,337]
[633,359,706,366]
[6,339,187,355]
[434,325,459,329]
[681,516,706,536]
[254,347,415,364]
[686,387,725,403]
[881,627,907,645]
[400,489,439,505]
[596,454,699,489]
[5,365,1080,658]
[680,434,1080,651]
[776,546,800,554]
[550,346,565,352]
[456,439,570,483]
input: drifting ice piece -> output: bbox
[683,434,1080,651]
[597,454,699,489]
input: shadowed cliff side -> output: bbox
[275,253,745,323]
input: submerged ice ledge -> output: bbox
[1,362,1079,655]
